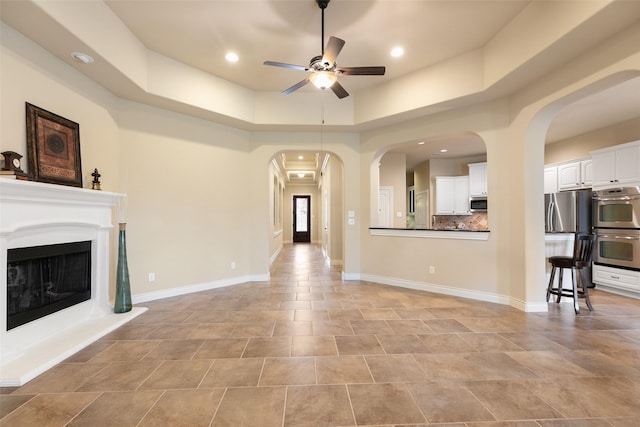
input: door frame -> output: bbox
[292,195,311,243]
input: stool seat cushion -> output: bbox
[548,256,573,267]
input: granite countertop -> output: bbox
[369,227,490,232]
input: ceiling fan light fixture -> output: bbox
[310,71,337,90]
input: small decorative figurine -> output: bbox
[91,168,101,190]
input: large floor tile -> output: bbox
[348,383,426,425]
[259,357,317,385]
[284,385,355,426]
[139,389,224,427]
[212,387,285,426]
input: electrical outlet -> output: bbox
[148,272,155,282]
[231,262,236,270]
[429,266,435,274]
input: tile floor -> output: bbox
[2,243,640,426]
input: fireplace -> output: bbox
[1,179,145,386]
[7,241,92,330]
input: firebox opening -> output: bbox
[7,241,92,330]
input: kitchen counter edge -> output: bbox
[369,228,490,241]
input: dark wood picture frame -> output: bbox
[26,103,82,187]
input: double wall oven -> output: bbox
[593,187,640,271]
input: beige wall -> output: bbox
[379,152,407,228]
[327,156,344,265]
[113,100,253,295]
[545,117,640,165]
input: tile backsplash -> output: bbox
[432,213,489,231]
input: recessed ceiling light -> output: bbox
[71,52,93,64]
[440,149,448,153]
[225,52,239,63]
[391,46,404,58]
[297,173,305,178]
[298,155,304,160]
[418,141,425,145]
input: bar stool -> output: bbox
[546,233,595,314]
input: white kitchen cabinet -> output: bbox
[557,158,592,190]
[454,176,470,214]
[591,141,640,189]
[468,162,487,196]
[582,160,593,188]
[593,264,640,297]
[544,166,558,194]
[436,176,469,215]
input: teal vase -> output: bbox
[114,223,132,313]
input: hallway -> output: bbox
[2,243,640,426]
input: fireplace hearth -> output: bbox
[1,179,146,386]
[7,241,92,330]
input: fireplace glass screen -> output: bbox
[7,241,91,330]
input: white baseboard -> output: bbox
[345,273,548,312]
[269,246,282,266]
[132,274,270,304]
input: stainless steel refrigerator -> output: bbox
[545,189,593,233]
[545,189,593,286]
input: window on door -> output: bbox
[293,195,311,243]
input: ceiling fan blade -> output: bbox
[330,81,349,99]
[282,78,310,95]
[322,36,345,66]
[264,61,309,72]
[336,66,386,76]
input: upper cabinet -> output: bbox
[557,159,592,191]
[591,141,640,190]
[544,166,558,193]
[468,162,487,196]
[545,157,592,193]
[436,176,470,215]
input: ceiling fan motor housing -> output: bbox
[310,55,334,71]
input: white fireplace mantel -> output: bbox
[0,179,146,386]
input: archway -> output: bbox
[268,149,345,268]
[517,72,640,309]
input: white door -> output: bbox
[378,187,393,227]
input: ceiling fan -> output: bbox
[263,0,386,99]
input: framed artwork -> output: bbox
[26,103,82,187]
